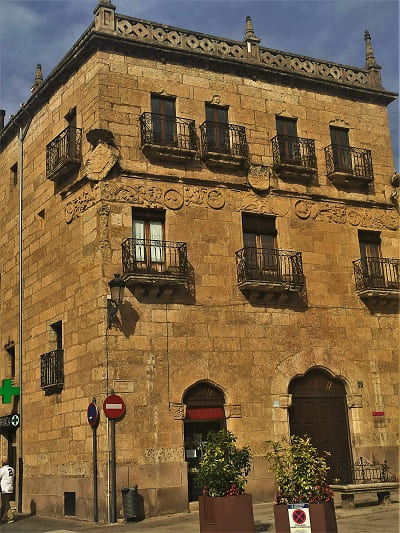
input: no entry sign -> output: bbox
[103,394,125,419]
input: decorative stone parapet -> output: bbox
[112,14,381,90]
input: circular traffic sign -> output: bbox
[103,394,125,419]
[292,508,306,525]
[87,402,99,427]
[10,414,20,428]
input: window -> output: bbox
[276,117,299,162]
[41,321,64,394]
[358,230,381,259]
[242,214,278,274]
[11,163,17,186]
[330,126,351,171]
[243,214,277,250]
[4,341,15,379]
[358,231,383,284]
[151,95,176,145]
[205,104,229,152]
[50,321,63,351]
[132,209,165,269]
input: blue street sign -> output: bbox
[87,402,99,427]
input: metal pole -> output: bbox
[17,115,31,513]
[92,398,98,523]
[110,419,116,523]
[18,126,23,513]
[93,425,98,522]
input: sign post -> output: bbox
[103,393,125,523]
[87,400,99,522]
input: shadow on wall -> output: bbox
[117,301,140,338]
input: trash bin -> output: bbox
[121,486,140,519]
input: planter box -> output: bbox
[199,494,255,533]
[274,500,337,533]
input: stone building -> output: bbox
[0,0,398,522]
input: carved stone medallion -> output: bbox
[247,164,272,192]
[85,141,119,181]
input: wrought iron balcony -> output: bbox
[46,126,82,180]
[235,247,305,293]
[353,257,399,298]
[122,238,189,296]
[324,144,373,184]
[200,121,248,168]
[271,134,317,180]
[140,112,197,160]
[40,349,64,395]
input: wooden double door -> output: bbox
[289,369,353,484]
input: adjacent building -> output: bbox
[0,0,398,522]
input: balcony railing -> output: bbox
[140,112,197,151]
[353,257,399,293]
[324,144,373,182]
[46,126,82,180]
[200,121,248,159]
[122,238,188,281]
[40,349,64,394]
[236,247,305,290]
[271,134,317,171]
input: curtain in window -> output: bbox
[133,219,145,261]
[150,220,164,263]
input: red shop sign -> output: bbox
[185,406,225,420]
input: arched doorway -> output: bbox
[183,382,226,501]
[288,368,353,483]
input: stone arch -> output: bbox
[270,350,357,397]
[182,379,226,405]
[269,351,362,446]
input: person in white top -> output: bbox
[0,458,15,523]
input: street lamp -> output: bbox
[107,274,126,328]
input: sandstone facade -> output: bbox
[0,0,398,522]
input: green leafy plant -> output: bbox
[265,435,334,504]
[195,429,252,497]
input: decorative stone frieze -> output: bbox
[294,199,398,230]
[184,186,225,209]
[232,191,289,217]
[64,189,97,223]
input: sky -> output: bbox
[0,0,399,169]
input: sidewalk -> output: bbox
[0,498,398,532]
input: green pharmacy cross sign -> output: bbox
[0,379,20,404]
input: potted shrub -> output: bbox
[265,435,337,533]
[195,429,255,533]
